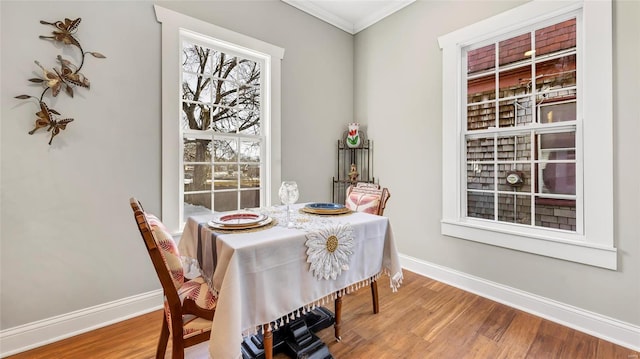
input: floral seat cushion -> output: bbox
[147,214,185,289]
[346,191,382,214]
[146,214,217,339]
[346,185,384,215]
[167,276,218,339]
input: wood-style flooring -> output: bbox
[7,270,638,358]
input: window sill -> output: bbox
[441,219,617,270]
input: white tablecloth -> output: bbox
[178,204,403,359]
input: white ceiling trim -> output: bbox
[283,0,415,35]
[284,0,355,33]
[352,1,414,34]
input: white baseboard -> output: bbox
[400,254,640,352]
[0,289,163,358]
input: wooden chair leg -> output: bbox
[171,340,184,359]
[170,321,185,359]
[263,324,273,359]
[156,316,169,359]
[334,293,342,341]
[370,280,380,314]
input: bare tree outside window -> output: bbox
[181,41,262,217]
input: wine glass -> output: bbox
[278,181,299,228]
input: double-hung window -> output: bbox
[156,6,285,233]
[181,35,264,217]
[439,1,616,269]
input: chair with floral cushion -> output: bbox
[344,182,390,315]
[130,197,216,359]
[345,182,390,217]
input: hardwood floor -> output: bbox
[8,270,638,359]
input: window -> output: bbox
[155,5,285,233]
[465,17,579,231]
[181,35,264,217]
[439,1,616,269]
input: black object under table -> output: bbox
[241,306,335,359]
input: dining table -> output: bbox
[177,202,403,359]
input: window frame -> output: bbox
[155,5,285,233]
[438,0,616,269]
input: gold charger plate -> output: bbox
[208,216,273,231]
[301,206,351,215]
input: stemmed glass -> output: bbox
[278,181,299,228]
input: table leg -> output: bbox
[263,323,273,359]
[334,293,342,341]
[371,280,380,314]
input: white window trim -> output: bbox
[438,0,616,269]
[155,5,285,233]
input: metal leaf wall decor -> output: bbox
[15,17,105,145]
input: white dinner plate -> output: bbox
[210,212,267,227]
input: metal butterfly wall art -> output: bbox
[28,101,74,145]
[15,17,105,145]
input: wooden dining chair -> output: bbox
[345,182,391,217]
[334,183,391,339]
[130,197,217,359]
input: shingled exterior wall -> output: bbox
[465,19,577,231]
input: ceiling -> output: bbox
[282,0,415,34]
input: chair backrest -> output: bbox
[345,182,391,215]
[129,198,184,308]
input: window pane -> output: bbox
[182,103,211,130]
[240,165,260,188]
[239,85,260,107]
[184,164,212,191]
[213,191,237,212]
[467,44,495,74]
[497,163,531,192]
[211,106,237,133]
[467,137,494,161]
[467,74,496,104]
[238,109,260,135]
[498,135,530,161]
[535,18,576,57]
[240,140,260,162]
[213,138,237,162]
[539,100,576,123]
[210,52,237,79]
[499,98,533,127]
[183,73,212,102]
[499,32,531,66]
[536,55,576,93]
[467,192,494,220]
[182,43,212,74]
[184,139,211,163]
[499,65,531,99]
[498,194,531,224]
[212,80,237,107]
[467,163,494,190]
[184,193,212,221]
[467,103,496,131]
[538,132,575,195]
[214,164,238,190]
[539,162,575,195]
[241,190,260,208]
[231,58,261,85]
[535,200,576,231]
[540,132,575,150]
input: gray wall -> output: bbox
[355,0,639,325]
[0,0,352,329]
